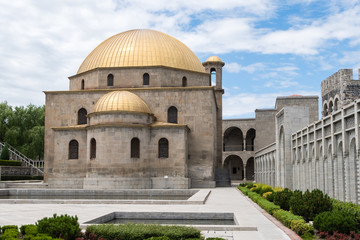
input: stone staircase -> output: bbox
[0,142,44,176]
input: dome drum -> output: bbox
[88,111,153,126]
[69,66,210,91]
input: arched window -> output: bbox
[78,108,87,125]
[90,138,96,159]
[107,74,114,86]
[245,128,256,151]
[81,79,84,90]
[131,138,140,158]
[143,73,149,85]
[68,140,79,159]
[334,98,339,111]
[323,103,328,116]
[167,106,178,124]
[182,76,187,87]
[158,138,169,158]
[210,68,216,86]
[329,100,334,114]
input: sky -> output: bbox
[1,0,360,119]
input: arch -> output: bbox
[223,127,244,151]
[337,141,345,201]
[348,138,358,203]
[167,106,178,124]
[68,140,79,159]
[90,138,96,159]
[182,76,187,87]
[245,128,256,151]
[326,144,334,197]
[329,100,334,114]
[143,73,150,85]
[131,138,140,158]
[323,102,328,116]
[210,68,216,86]
[77,108,87,125]
[246,157,254,180]
[81,79,85,90]
[279,126,285,186]
[224,155,244,180]
[334,97,340,111]
[107,74,114,86]
[319,145,324,192]
[158,138,169,158]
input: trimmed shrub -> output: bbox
[259,186,273,196]
[248,191,280,214]
[289,189,332,221]
[332,199,360,223]
[273,209,303,227]
[313,210,358,234]
[265,192,275,202]
[144,237,171,240]
[0,160,22,166]
[239,182,255,189]
[262,191,273,199]
[290,219,314,237]
[1,225,18,233]
[0,145,10,160]
[36,214,81,240]
[273,188,293,211]
[86,224,201,240]
[238,186,250,195]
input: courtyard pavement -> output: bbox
[0,187,292,240]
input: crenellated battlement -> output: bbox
[321,69,355,94]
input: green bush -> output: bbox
[290,219,314,237]
[273,188,293,211]
[239,182,255,189]
[0,145,10,160]
[259,186,273,196]
[86,224,201,240]
[238,186,250,195]
[36,214,81,240]
[248,191,280,214]
[0,160,22,166]
[1,228,19,240]
[313,210,359,234]
[289,189,332,221]
[273,209,303,227]
[144,237,171,240]
[332,199,360,223]
[1,225,18,233]
[206,238,226,240]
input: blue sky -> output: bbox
[1,0,360,118]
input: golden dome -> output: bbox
[94,91,151,114]
[205,56,222,62]
[78,29,205,74]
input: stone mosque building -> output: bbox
[44,29,360,203]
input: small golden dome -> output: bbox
[205,56,222,62]
[94,91,151,114]
[78,29,205,74]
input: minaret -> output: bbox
[203,56,225,169]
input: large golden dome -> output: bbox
[94,91,151,114]
[78,29,205,74]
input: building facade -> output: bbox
[255,69,360,204]
[44,29,224,189]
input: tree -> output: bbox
[0,102,45,159]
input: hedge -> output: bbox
[0,160,22,166]
[247,191,280,214]
[86,224,201,240]
[273,210,314,236]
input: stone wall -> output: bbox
[69,67,210,91]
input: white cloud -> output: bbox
[224,62,266,74]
